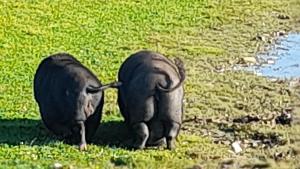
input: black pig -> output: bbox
[34,53,120,150]
[117,50,185,150]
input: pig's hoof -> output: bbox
[167,141,175,150]
[167,145,175,150]
[131,143,145,150]
[79,143,87,151]
[147,138,166,147]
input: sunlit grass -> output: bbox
[0,0,300,168]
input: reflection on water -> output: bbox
[241,33,300,79]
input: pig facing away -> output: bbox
[34,53,120,150]
[118,50,185,150]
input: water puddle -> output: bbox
[237,33,300,80]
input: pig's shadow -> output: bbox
[0,118,56,145]
[92,120,131,148]
[0,118,129,147]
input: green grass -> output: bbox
[1,0,300,168]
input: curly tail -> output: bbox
[86,81,122,93]
[156,58,185,92]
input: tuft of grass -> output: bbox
[0,0,300,168]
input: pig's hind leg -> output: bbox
[163,121,180,150]
[147,120,166,147]
[128,96,155,149]
[131,122,149,149]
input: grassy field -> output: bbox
[1,0,300,168]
